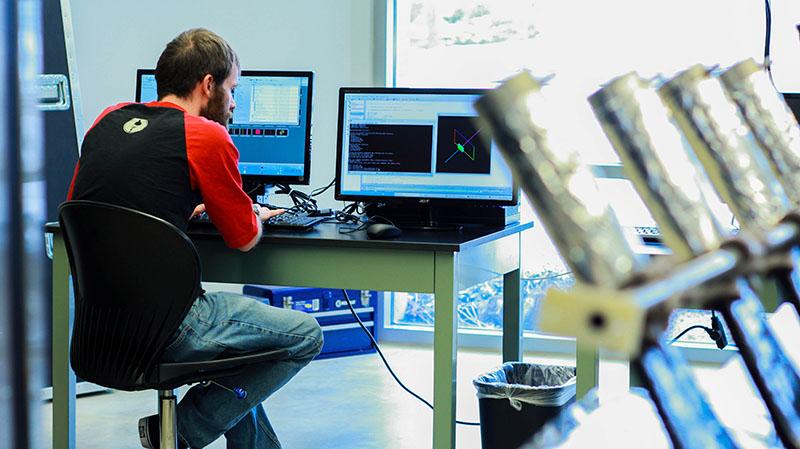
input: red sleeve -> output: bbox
[185,116,259,248]
[66,103,133,200]
[66,161,80,200]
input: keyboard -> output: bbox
[634,226,662,245]
[632,224,740,245]
[263,212,325,232]
[191,211,324,232]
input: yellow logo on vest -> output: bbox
[123,118,148,134]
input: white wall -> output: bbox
[68,0,385,208]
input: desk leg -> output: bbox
[52,235,75,449]
[433,251,458,449]
[576,341,599,400]
[502,268,522,362]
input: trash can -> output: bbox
[473,362,576,449]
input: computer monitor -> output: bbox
[335,88,516,226]
[135,69,313,186]
[783,93,800,123]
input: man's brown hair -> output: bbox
[155,28,239,99]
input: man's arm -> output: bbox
[185,118,262,249]
[238,224,262,252]
[236,207,285,252]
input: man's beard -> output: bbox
[199,86,230,127]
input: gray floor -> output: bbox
[43,343,567,449]
[42,304,800,448]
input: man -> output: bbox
[67,28,323,449]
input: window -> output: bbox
[391,270,574,332]
[386,0,780,349]
[394,0,764,164]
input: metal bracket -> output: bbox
[36,74,70,111]
[538,285,645,356]
[45,232,54,260]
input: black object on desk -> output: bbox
[191,210,324,232]
[263,212,324,231]
[366,223,402,239]
[184,221,532,253]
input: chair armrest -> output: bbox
[152,348,289,390]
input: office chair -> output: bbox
[58,200,288,449]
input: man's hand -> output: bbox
[238,205,286,252]
[258,207,285,222]
[192,203,206,218]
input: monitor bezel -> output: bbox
[135,68,154,102]
[135,68,314,186]
[782,92,800,100]
[782,92,800,119]
[334,86,518,206]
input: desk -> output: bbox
[48,221,531,449]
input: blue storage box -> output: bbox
[242,285,378,359]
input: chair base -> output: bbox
[138,390,179,449]
[159,389,178,449]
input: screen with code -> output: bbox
[336,88,514,202]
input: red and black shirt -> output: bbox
[68,101,258,249]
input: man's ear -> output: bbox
[200,74,215,98]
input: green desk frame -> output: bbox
[50,222,531,449]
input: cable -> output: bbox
[310,178,336,197]
[337,211,400,234]
[669,311,727,349]
[338,221,370,234]
[245,181,265,197]
[670,324,714,343]
[764,0,776,89]
[341,289,480,426]
[334,202,363,230]
[710,310,728,349]
[274,184,319,214]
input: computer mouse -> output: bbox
[366,223,402,239]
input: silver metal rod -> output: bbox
[590,72,730,262]
[719,59,800,206]
[474,72,646,288]
[764,221,800,253]
[158,389,177,449]
[632,247,742,310]
[659,64,793,236]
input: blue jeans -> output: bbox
[160,292,324,448]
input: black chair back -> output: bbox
[58,200,201,390]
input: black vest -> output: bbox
[72,104,202,231]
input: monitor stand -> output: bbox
[249,183,281,206]
[403,203,463,232]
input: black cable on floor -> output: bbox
[341,289,481,426]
